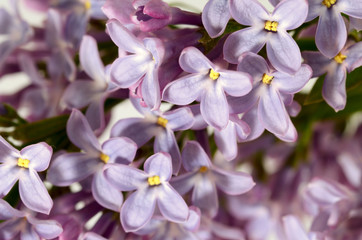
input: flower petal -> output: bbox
[273,64,312,94]
[20,142,52,172]
[19,169,53,214]
[227,86,260,114]
[340,0,362,18]
[0,136,19,163]
[163,107,194,131]
[179,47,213,73]
[229,0,269,26]
[272,0,308,30]
[144,152,172,181]
[220,70,252,97]
[157,184,189,222]
[241,105,265,142]
[102,137,137,164]
[92,171,123,212]
[121,189,156,232]
[316,8,346,58]
[0,199,24,220]
[28,217,63,239]
[62,81,105,109]
[344,42,362,72]
[266,31,301,74]
[182,141,211,172]
[104,163,147,191]
[214,121,238,161]
[306,0,324,21]
[301,51,332,77]
[141,67,161,110]
[170,171,197,195]
[212,167,255,195]
[282,215,309,240]
[192,174,218,217]
[0,165,19,197]
[322,65,347,112]
[237,52,269,82]
[224,27,267,64]
[202,0,231,38]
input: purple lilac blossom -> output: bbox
[107,19,165,110]
[104,152,189,232]
[202,0,231,38]
[47,109,137,211]
[162,46,252,130]
[0,136,53,214]
[302,41,362,111]
[171,141,255,217]
[223,0,308,74]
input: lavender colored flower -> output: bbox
[47,109,137,211]
[302,41,362,111]
[0,199,63,240]
[171,141,255,217]
[223,0,308,74]
[104,152,189,232]
[107,19,165,110]
[0,137,53,214]
[202,0,231,38]
[228,52,311,139]
[162,46,252,130]
[306,0,362,58]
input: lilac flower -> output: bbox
[162,46,252,130]
[0,199,63,240]
[202,0,231,38]
[107,19,165,110]
[306,0,362,58]
[111,97,194,175]
[228,52,311,139]
[104,152,189,232]
[171,141,255,217]
[223,0,308,74]
[0,137,53,214]
[282,215,323,240]
[62,35,118,133]
[47,109,137,211]
[302,42,362,111]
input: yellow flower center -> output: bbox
[209,69,220,80]
[199,166,208,173]
[100,153,110,164]
[148,175,161,186]
[17,158,30,168]
[264,21,278,32]
[322,0,337,8]
[157,117,168,128]
[334,52,347,64]
[262,73,274,85]
[84,0,91,10]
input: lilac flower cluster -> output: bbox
[0,0,362,239]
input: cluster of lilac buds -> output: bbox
[0,0,362,239]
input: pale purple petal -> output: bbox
[234,116,251,140]
[106,19,145,53]
[214,121,238,161]
[275,117,298,142]
[227,86,260,114]
[272,0,308,30]
[102,0,134,24]
[306,0,324,21]
[110,55,149,88]
[162,74,207,105]
[344,42,362,72]
[157,184,189,222]
[28,217,63,239]
[229,0,269,25]
[47,153,100,186]
[182,141,211,172]
[102,137,137,164]
[282,215,309,240]
[267,31,301,74]
[67,109,101,154]
[241,105,265,142]
[306,178,350,205]
[316,8,347,58]
[121,189,156,232]
[200,82,229,130]
[19,169,53,214]
[62,81,105,109]
[0,199,24,220]
[104,164,147,191]
[110,118,155,147]
[273,64,312,94]
[0,165,19,197]
[85,98,106,133]
[202,0,231,38]
[92,171,123,211]
[81,232,108,240]
[237,52,269,82]
[301,51,332,77]
[213,167,255,194]
[144,152,172,180]
[80,35,106,83]
[0,218,21,240]
[350,17,362,31]
[154,129,181,175]
[220,70,252,97]
[192,174,218,216]
[189,104,208,130]
[258,85,289,135]
[224,27,267,64]
[0,136,19,163]
[143,37,164,67]
[163,107,194,131]
[20,142,52,172]
[340,0,362,18]
[179,47,213,73]
[322,65,347,112]
[183,207,201,231]
[170,171,197,195]
[141,67,161,110]
[21,224,40,240]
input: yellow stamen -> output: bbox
[334,52,347,64]
[322,0,337,8]
[262,73,274,85]
[209,69,220,80]
[100,153,110,164]
[264,21,278,32]
[84,0,91,10]
[148,175,161,186]
[17,158,30,168]
[157,117,168,128]
[199,166,208,173]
